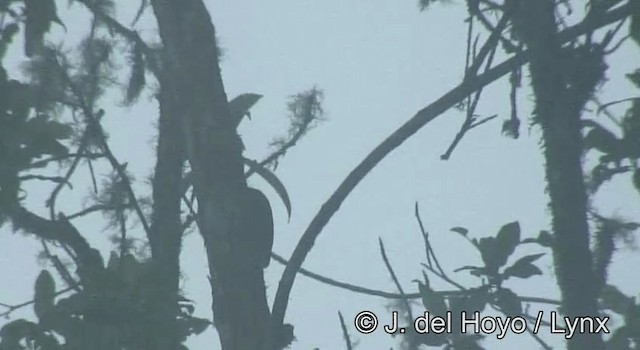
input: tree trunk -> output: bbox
[510,1,604,349]
[149,1,272,349]
[147,71,186,349]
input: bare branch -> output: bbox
[27,152,103,170]
[379,238,414,321]
[19,174,71,186]
[66,204,118,220]
[414,203,446,276]
[270,253,559,306]
[338,312,354,350]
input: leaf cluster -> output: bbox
[0,253,210,350]
[408,221,548,349]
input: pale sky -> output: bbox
[1,1,639,349]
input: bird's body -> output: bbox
[236,187,274,269]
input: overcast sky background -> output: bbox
[1,1,639,349]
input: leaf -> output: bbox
[417,281,448,317]
[477,236,497,272]
[0,319,38,348]
[537,230,553,247]
[229,93,263,128]
[493,288,521,317]
[450,226,469,236]
[454,265,486,277]
[54,293,87,315]
[183,316,210,336]
[244,158,291,220]
[449,287,489,315]
[583,122,622,156]
[503,253,544,280]
[488,221,520,272]
[622,101,640,159]
[34,270,56,320]
[600,285,633,315]
[627,69,640,89]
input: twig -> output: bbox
[46,132,91,219]
[0,287,75,318]
[271,253,559,305]
[467,12,510,78]
[471,4,517,53]
[598,97,639,113]
[19,174,71,186]
[441,40,498,160]
[247,92,321,177]
[40,240,81,292]
[66,204,117,220]
[379,238,414,321]
[338,312,354,350]
[26,152,103,170]
[55,56,151,235]
[414,203,446,276]
[420,263,466,291]
[77,0,160,75]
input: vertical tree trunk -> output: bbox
[149,1,272,349]
[510,1,604,350]
[147,75,185,349]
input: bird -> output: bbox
[236,186,274,269]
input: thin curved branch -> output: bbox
[338,312,354,350]
[19,174,70,186]
[270,2,632,332]
[270,253,560,306]
[66,204,118,220]
[379,238,414,320]
[26,152,103,170]
[40,240,81,292]
[46,131,91,220]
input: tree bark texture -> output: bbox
[510,1,604,349]
[149,1,271,349]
